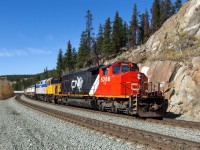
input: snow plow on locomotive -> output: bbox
[24,61,167,118]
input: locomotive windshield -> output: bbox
[112,63,139,74]
[122,66,130,72]
[113,66,120,74]
[113,65,130,74]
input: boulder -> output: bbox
[0,77,14,100]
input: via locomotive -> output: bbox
[24,61,167,118]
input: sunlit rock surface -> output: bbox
[0,78,14,100]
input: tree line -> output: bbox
[12,0,183,91]
[56,0,182,76]
[12,68,58,91]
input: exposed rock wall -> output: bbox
[140,0,200,121]
[105,0,200,121]
[140,57,200,121]
[0,78,14,100]
[145,0,200,55]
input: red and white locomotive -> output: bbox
[56,61,167,118]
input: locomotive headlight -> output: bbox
[137,73,141,80]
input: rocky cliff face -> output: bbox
[146,0,200,55]
[106,0,200,121]
[0,77,14,100]
[140,57,200,121]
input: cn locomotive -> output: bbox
[24,61,167,118]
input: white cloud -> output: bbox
[0,48,52,57]
[27,48,52,55]
[0,49,13,57]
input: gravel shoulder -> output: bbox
[21,95,200,143]
[0,97,150,150]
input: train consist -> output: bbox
[24,61,167,118]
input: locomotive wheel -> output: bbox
[99,105,105,112]
[51,98,55,104]
[44,97,47,102]
[111,106,118,113]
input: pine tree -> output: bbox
[160,0,173,24]
[76,10,94,68]
[64,40,74,72]
[102,17,113,56]
[96,23,104,56]
[56,48,64,77]
[112,11,123,53]
[138,13,145,45]
[85,10,94,54]
[91,38,100,66]
[122,21,129,48]
[128,4,138,49]
[72,48,77,71]
[144,10,150,43]
[151,0,161,33]
[76,31,90,68]
[43,67,48,79]
[174,0,182,13]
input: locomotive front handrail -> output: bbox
[142,81,163,96]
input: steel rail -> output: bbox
[16,96,200,150]
[23,96,200,131]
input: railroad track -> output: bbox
[15,96,200,150]
[23,95,200,131]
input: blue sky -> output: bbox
[0,0,186,75]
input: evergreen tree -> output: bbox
[91,38,100,66]
[102,17,113,56]
[85,10,94,54]
[174,0,182,13]
[122,21,129,48]
[76,10,94,68]
[160,0,173,24]
[56,48,64,77]
[76,31,90,68]
[137,13,145,45]
[43,67,48,79]
[112,11,123,53]
[64,40,73,72]
[160,0,165,24]
[72,48,77,71]
[96,23,104,56]
[144,10,150,43]
[128,4,138,49]
[151,0,161,33]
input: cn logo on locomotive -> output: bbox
[71,77,84,92]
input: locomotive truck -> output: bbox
[24,61,167,118]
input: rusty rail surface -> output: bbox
[15,96,200,150]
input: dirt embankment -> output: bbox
[0,78,14,100]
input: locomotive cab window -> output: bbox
[113,66,120,74]
[102,68,108,76]
[122,66,130,72]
